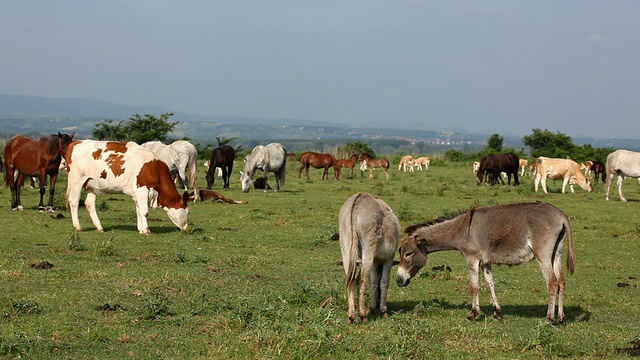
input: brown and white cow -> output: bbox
[65,140,189,234]
[534,157,592,194]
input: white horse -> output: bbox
[240,143,286,193]
[339,192,399,323]
[605,149,640,201]
[141,140,200,202]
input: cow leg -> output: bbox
[66,178,84,231]
[466,260,481,321]
[134,191,151,234]
[482,264,501,318]
[85,191,104,233]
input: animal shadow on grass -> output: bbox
[105,224,181,235]
[388,299,590,323]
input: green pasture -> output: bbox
[1,160,639,359]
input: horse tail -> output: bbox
[187,147,200,201]
[278,155,286,187]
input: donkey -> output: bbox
[396,202,575,324]
[339,192,399,323]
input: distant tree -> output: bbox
[92,119,126,141]
[124,113,179,144]
[487,134,504,152]
[522,129,577,158]
[340,142,375,158]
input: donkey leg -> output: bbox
[482,264,502,318]
[379,260,393,318]
[359,261,372,322]
[467,261,481,321]
[538,261,559,323]
[369,264,381,314]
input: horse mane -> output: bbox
[404,208,470,234]
[42,134,60,153]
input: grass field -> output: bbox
[1,159,639,359]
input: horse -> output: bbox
[413,156,430,171]
[240,143,287,193]
[65,140,189,234]
[358,154,390,180]
[141,140,200,202]
[205,145,235,190]
[4,132,75,211]
[396,202,575,324]
[298,151,340,180]
[189,189,247,204]
[475,152,520,186]
[339,192,399,323]
[398,155,414,172]
[591,160,606,183]
[605,149,640,201]
[335,154,359,179]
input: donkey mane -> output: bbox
[404,208,472,234]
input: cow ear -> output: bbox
[182,191,189,207]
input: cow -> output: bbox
[534,157,592,194]
[65,140,189,234]
[519,158,528,176]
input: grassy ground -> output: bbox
[1,159,639,359]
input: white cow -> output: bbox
[398,155,414,172]
[65,140,189,234]
[535,157,592,194]
[413,156,430,171]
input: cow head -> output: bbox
[164,191,189,231]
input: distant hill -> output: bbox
[0,94,637,151]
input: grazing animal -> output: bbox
[591,160,606,183]
[190,189,247,204]
[240,143,287,193]
[472,161,480,174]
[335,154,359,179]
[398,155,414,172]
[605,149,640,201]
[413,156,430,171]
[396,202,575,324]
[519,158,528,176]
[141,140,200,202]
[65,140,189,234]
[475,152,520,186]
[580,160,594,178]
[298,151,340,180]
[4,132,75,211]
[252,177,272,191]
[535,157,592,194]
[339,192,399,323]
[206,145,235,190]
[359,154,390,180]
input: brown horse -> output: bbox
[590,160,606,183]
[358,154,390,180]
[206,145,235,190]
[4,132,75,211]
[335,154,359,179]
[298,151,340,180]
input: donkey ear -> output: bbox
[239,171,243,176]
[417,238,427,246]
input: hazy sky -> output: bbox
[1,1,638,139]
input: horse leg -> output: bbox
[45,173,58,212]
[482,264,502,319]
[384,168,389,181]
[298,164,304,179]
[272,173,279,192]
[466,260,481,321]
[37,173,47,212]
[221,168,229,189]
[617,174,627,201]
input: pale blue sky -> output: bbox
[1,1,638,139]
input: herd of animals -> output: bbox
[2,133,640,323]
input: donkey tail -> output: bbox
[342,193,364,290]
[565,222,576,275]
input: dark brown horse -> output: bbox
[206,145,235,190]
[476,152,520,186]
[4,132,75,211]
[335,154,359,179]
[298,152,340,180]
[591,160,606,183]
[358,153,390,180]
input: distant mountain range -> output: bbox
[0,94,636,150]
